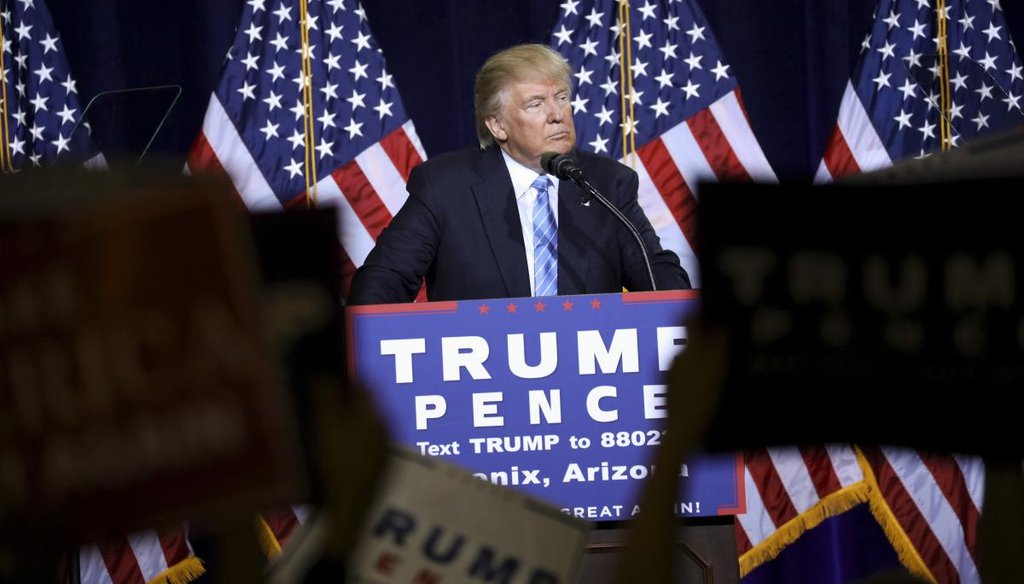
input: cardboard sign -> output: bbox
[347,291,744,522]
[0,171,302,541]
[697,179,1024,460]
[347,448,589,584]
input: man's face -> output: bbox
[485,77,576,173]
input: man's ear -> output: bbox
[484,115,507,143]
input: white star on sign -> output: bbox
[894,109,913,129]
[681,80,700,99]
[56,104,76,125]
[40,33,59,53]
[374,99,394,119]
[649,97,670,118]
[711,60,729,81]
[346,89,366,110]
[260,120,280,140]
[284,158,303,178]
[686,23,705,43]
[344,118,364,138]
[237,81,256,100]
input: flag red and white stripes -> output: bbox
[551,0,776,287]
[817,0,1024,183]
[185,0,426,296]
[737,445,986,583]
[815,80,894,182]
[257,505,312,556]
[187,111,426,294]
[631,90,776,284]
[79,527,203,584]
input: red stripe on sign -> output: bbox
[263,509,302,548]
[637,138,699,252]
[686,108,751,182]
[158,528,191,566]
[734,523,753,555]
[745,449,799,527]
[283,190,310,210]
[333,161,393,240]
[919,453,980,565]
[800,445,844,498]
[98,539,146,584]
[822,126,861,179]
[186,132,225,174]
[621,289,700,303]
[380,127,424,182]
[186,133,246,207]
[862,446,959,584]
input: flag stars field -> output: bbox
[1,0,98,168]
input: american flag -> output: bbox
[553,2,993,584]
[78,528,204,584]
[258,505,312,557]
[549,0,776,287]
[0,0,102,172]
[186,0,426,296]
[739,446,986,583]
[742,1,1021,582]
[818,0,1024,180]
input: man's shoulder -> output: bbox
[406,147,503,205]
[576,150,635,180]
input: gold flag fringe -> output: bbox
[739,481,870,577]
[145,556,205,584]
[256,514,284,559]
[739,448,944,581]
[854,446,938,583]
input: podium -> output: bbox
[346,290,742,583]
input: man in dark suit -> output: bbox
[348,44,690,305]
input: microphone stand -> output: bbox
[572,176,658,292]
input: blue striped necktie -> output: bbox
[531,175,557,297]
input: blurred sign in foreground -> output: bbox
[347,448,590,584]
[697,178,1024,460]
[0,169,303,543]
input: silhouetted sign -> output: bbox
[348,448,589,584]
[697,179,1024,460]
[0,171,302,541]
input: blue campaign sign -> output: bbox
[346,290,744,521]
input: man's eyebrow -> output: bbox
[522,88,567,102]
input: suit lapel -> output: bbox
[556,177,596,295]
[472,148,531,298]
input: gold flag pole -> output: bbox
[299,0,319,207]
[936,0,953,152]
[0,21,12,173]
[618,0,637,168]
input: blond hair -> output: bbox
[474,44,572,149]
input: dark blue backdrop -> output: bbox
[46,0,1024,181]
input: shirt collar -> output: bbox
[500,149,560,200]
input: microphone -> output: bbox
[539,151,658,291]
[542,152,584,182]
[542,152,591,205]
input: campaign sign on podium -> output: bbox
[346,290,744,521]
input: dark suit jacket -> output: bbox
[347,146,690,304]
